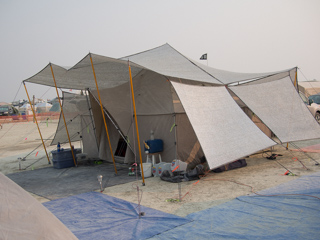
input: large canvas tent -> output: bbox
[24,43,320,170]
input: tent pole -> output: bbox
[128,61,145,186]
[89,54,118,174]
[49,63,77,167]
[23,82,51,164]
[294,67,298,89]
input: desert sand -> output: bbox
[1,120,320,217]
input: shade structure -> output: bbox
[171,82,276,170]
[24,54,144,90]
[229,77,320,143]
[24,44,296,90]
[21,43,319,170]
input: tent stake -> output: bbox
[23,82,51,165]
[89,54,118,174]
[49,63,77,167]
[128,61,145,186]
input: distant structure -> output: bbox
[299,80,320,97]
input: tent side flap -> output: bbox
[229,76,320,143]
[171,82,276,170]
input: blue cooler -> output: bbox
[51,148,79,169]
[144,139,163,153]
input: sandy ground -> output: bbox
[1,120,320,217]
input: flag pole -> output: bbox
[49,63,77,167]
[23,82,51,164]
[128,61,145,186]
[89,53,118,174]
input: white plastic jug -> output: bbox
[171,159,187,172]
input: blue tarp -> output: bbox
[44,172,320,239]
[43,192,191,240]
[151,172,320,239]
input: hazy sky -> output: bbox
[1,0,319,103]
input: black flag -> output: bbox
[200,53,207,60]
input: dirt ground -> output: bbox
[1,120,320,217]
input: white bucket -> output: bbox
[140,163,152,178]
[171,159,187,172]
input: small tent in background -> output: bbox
[35,102,52,113]
[299,80,320,97]
[0,172,78,240]
[19,103,33,115]
[23,44,320,170]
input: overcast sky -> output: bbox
[1,0,319,103]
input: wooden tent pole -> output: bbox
[128,61,145,185]
[89,53,118,174]
[49,63,77,167]
[23,82,51,164]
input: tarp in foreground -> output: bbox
[171,82,276,169]
[44,192,191,240]
[6,163,137,200]
[150,171,320,240]
[0,172,78,240]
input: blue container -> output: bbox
[144,139,163,153]
[51,148,79,169]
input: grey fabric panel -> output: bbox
[65,53,143,89]
[230,77,320,143]
[172,82,276,170]
[24,44,296,90]
[121,44,222,84]
[234,71,291,86]
[25,54,143,90]
[51,92,88,145]
[24,63,67,88]
[193,61,295,85]
[81,115,99,158]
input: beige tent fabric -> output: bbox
[81,115,99,158]
[0,172,78,240]
[90,70,179,163]
[89,94,120,162]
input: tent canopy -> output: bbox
[24,44,296,89]
[22,43,320,170]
